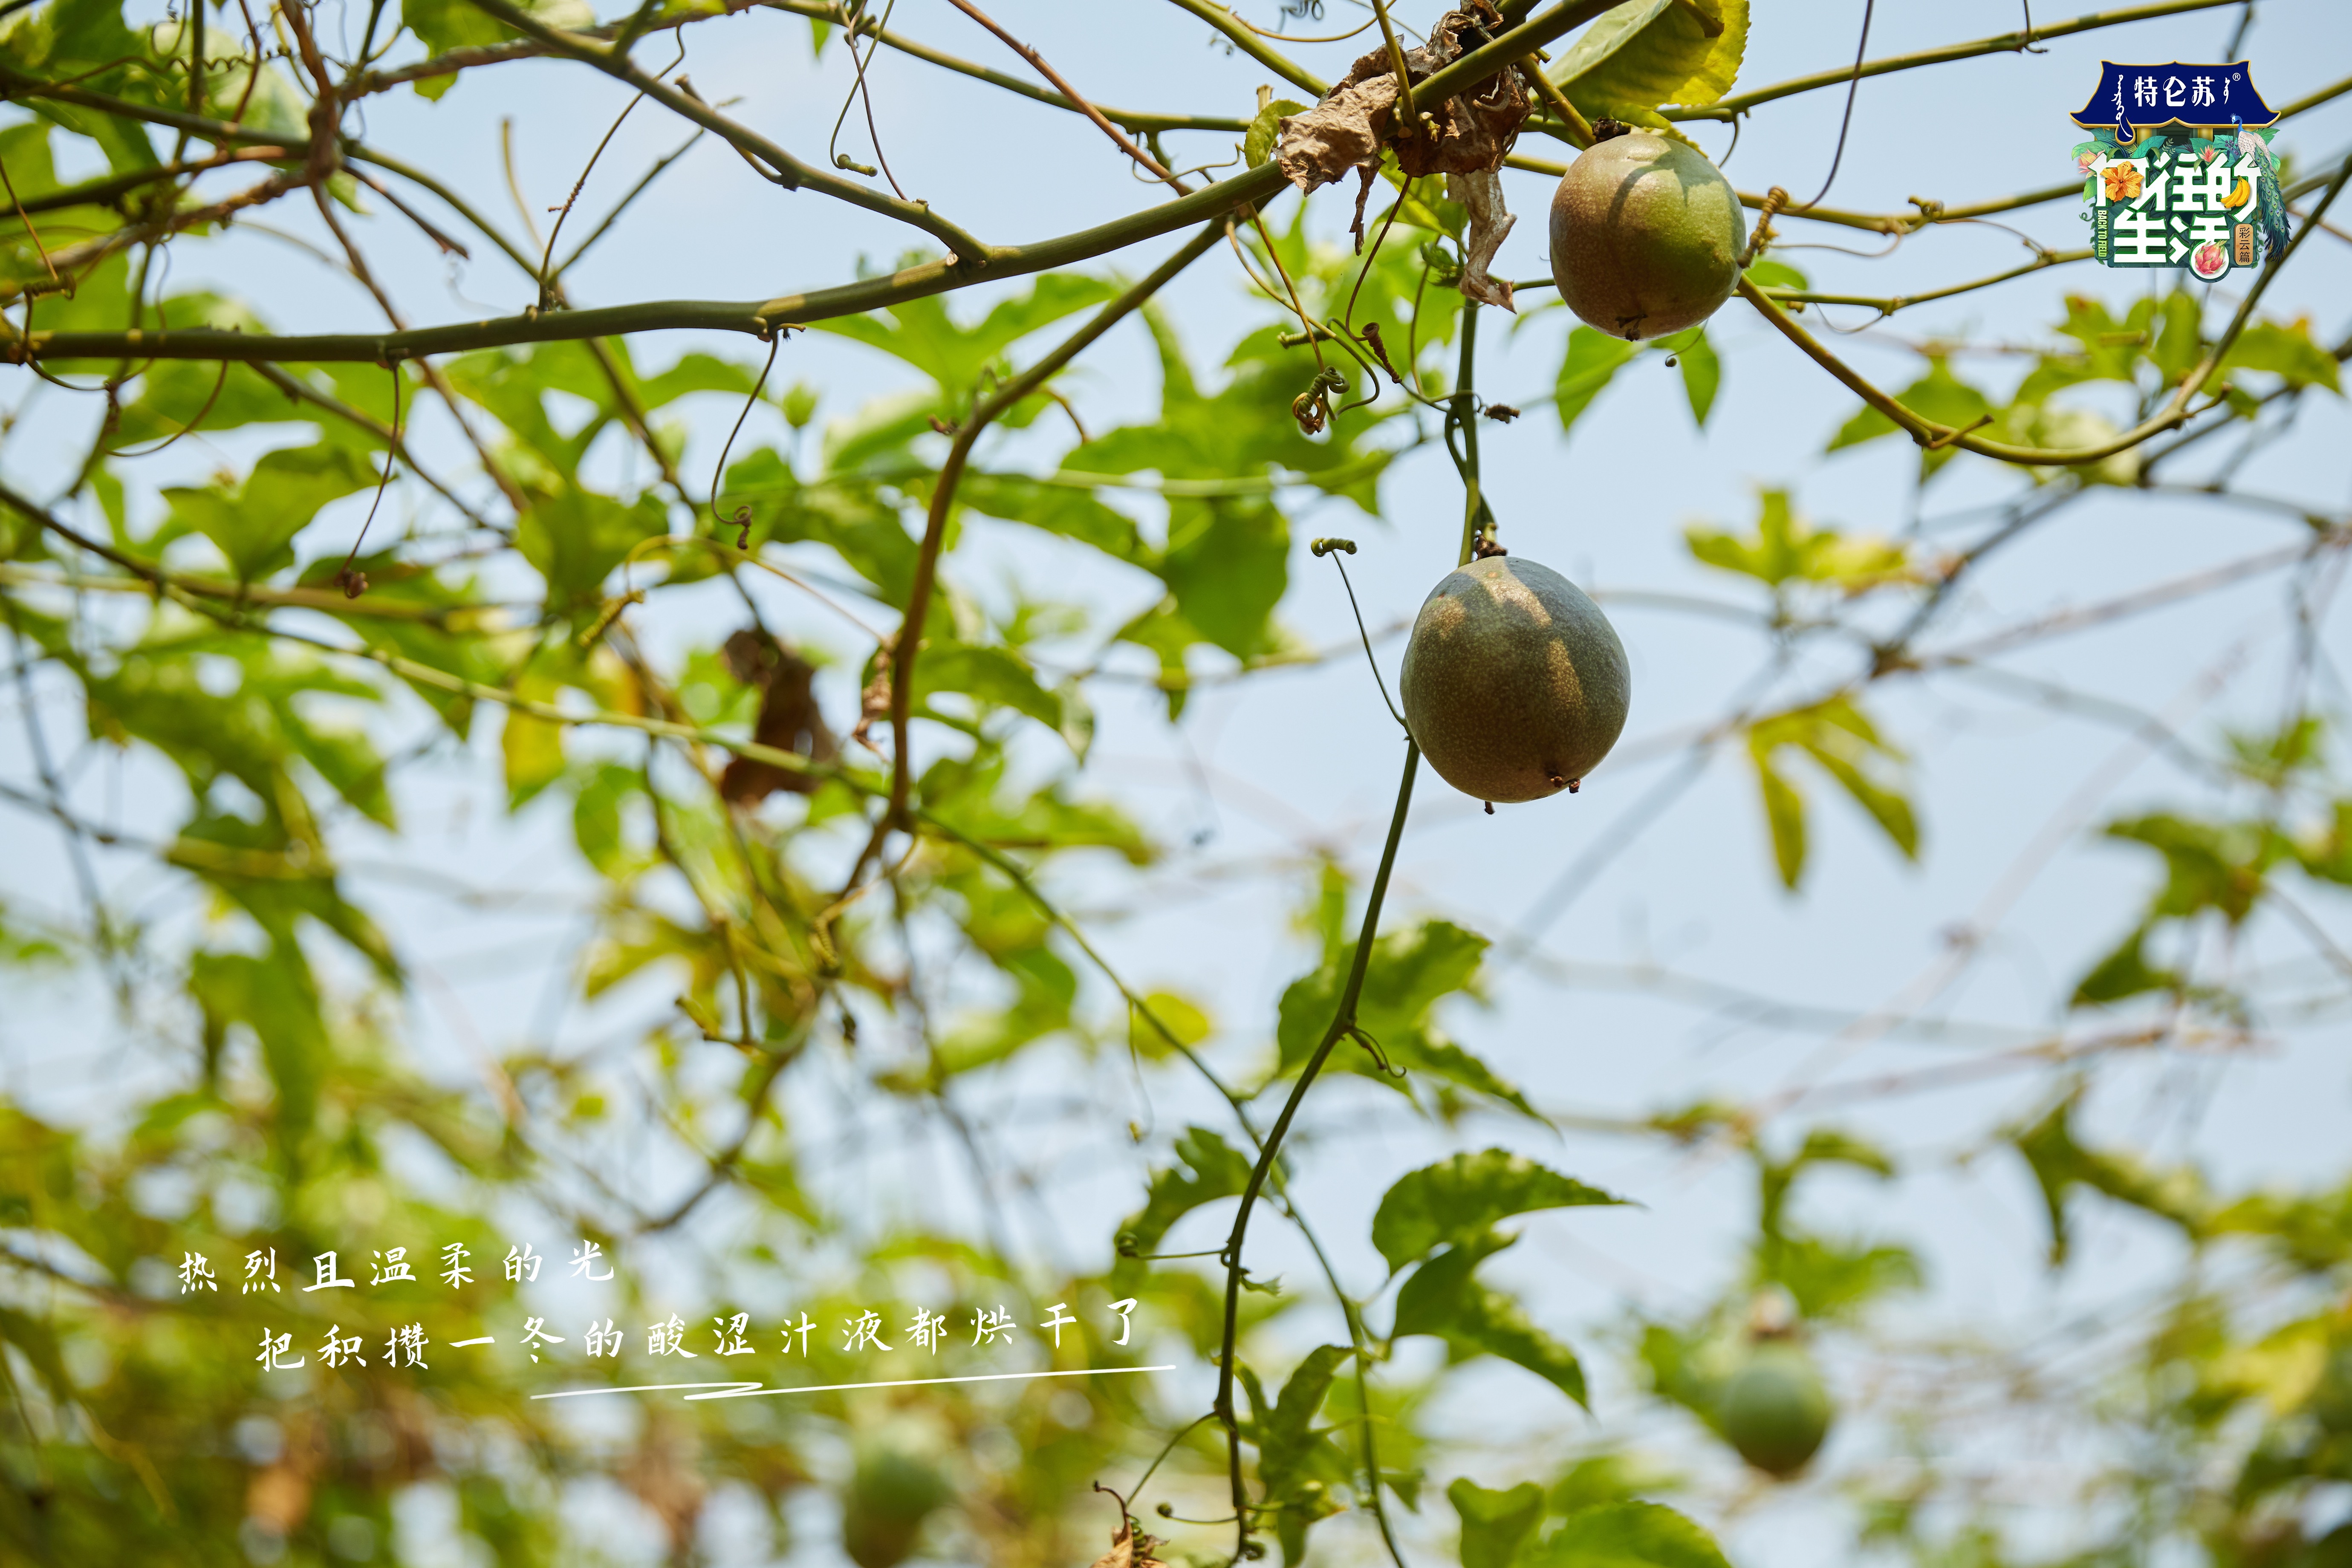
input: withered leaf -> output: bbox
[1086,1521,1166,1568]
[718,629,838,806]
[1273,3,1531,194]
[1449,167,1517,311]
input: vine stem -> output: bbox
[1206,294,1488,1562]
[1455,304,1483,563]
[1665,0,2242,123]
[461,0,989,263]
[1213,736,1422,1559]
[1737,151,2352,468]
[877,219,1226,843]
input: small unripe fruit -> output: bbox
[840,1445,952,1568]
[1718,1343,1832,1478]
[1399,557,1629,804]
[1550,130,1746,341]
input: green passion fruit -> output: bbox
[840,1444,953,1568]
[1717,1343,1833,1478]
[1549,130,1746,341]
[1399,556,1629,805]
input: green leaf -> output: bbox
[1551,0,1748,129]
[2295,800,2352,885]
[1118,1126,1253,1259]
[284,716,397,831]
[1275,917,1537,1115]
[635,351,763,410]
[1245,98,1309,168]
[1753,751,1805,889]
[1527,1502,1733,1568]
[2150,289,2204,384]
[402,0,501,55]
[1826,358,1994,480]
[502,683,567,809]
[1745,697,1917,889]
[160,443,378,582]
[2218,316,2342,394]
[1379,153,1468,238]
[957,472,1145,562]
[1761,1233,1921,1320]
[1372,1150,1627,1273]
[812,272,1118,398]
[1557,326,1641,434]
[116,360,319,451]
[2079,809,2295,1006]
[2104,812,2282,925]
[1451,1478,1546,1568]
[1393,1238,1589,1406]
[188,940,329,1135]
[401,0,592,66]
[1159,495,1290,658]
[1684,489,1907,590]
[1742,257,1809,291]
[912,642,1065,739]
[724,446,922,602]
[515,487,668,605]
[1669,328,1720,427]
[0,123,60,204]
[1240,1346,1354,1564]
[2009,1091,2210,1264]
[1261,1343,1350,1484]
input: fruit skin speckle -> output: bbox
[1718,1343,1834,1478]
[1549,131,1746,341]
[1399,556,1629,804]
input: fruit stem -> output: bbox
[1369,0,1416,129]
[1455,302,1485,566]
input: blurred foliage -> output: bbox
[2,1,2351,1567]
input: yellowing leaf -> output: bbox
[1244,98,1309,168]
[1685,489,1909,590]
[2219,315,2342,394]
[502,670,566,809]
[1828,358,1994,481]
[1745,697,1917,889]
[1551,0,1748,129]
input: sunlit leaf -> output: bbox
[1451,1477,1546,1568]
[1373,1150,1626,1273]
[1551,0,1748,129]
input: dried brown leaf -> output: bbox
[1088,1522,1166,1568]
[1449,167,1518,311]
[718,629,838,806]
[1272,5,1531,194]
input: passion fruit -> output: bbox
[1549,130,1746,341]
[1398,556,1629,804]
[1717,1343,1832,1478]
[840,1444,953,1568]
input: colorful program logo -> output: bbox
[2069,61,2286,276]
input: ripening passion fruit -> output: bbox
[1717,1343,1833,1478]
[1398,556,1629,805]
[1549,130,1746,341]
[840,1444,953,1568]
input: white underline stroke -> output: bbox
[531,1365,1176,1403]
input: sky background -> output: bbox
[5,0,2352,1563]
